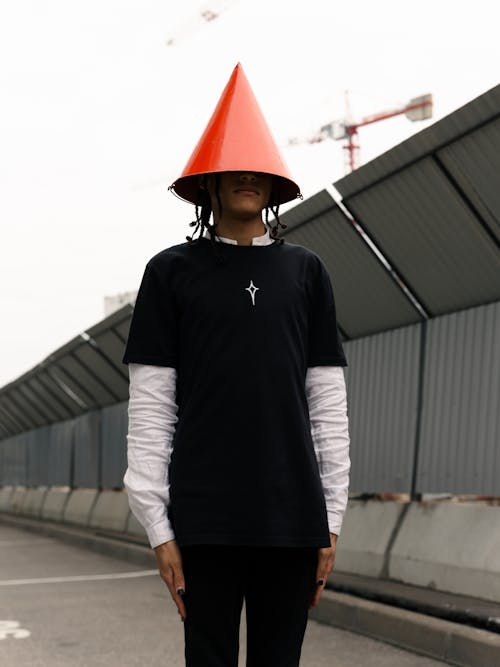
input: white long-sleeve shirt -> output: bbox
[124,226,350,548]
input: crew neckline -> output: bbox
[202,226,275,246]
[198,236,279,250]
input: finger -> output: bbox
[173,566,187,620]
[310,554,333,608]
[159,566,187,620]
[316,553,331,585]
[309,549,325,609]
[309,560,325,609]
[163,577,187,621]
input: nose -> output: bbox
[239,172,258,183]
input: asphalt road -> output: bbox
[0,523,449,666]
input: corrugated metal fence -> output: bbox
[417,301,500,495]
[342,299,500,495]
[343,323,422,493]
[0,403,128,490]
[1,301,499,495]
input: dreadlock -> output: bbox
[185,174,227,265]
[185,186,212,244]
[266,202,287,245]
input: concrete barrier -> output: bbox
[125,512,148,545]
[88,490,130,532]
[333,499,406,577]
[389,501,500,604]
[0,486,15,512]
[5,486,500,609]
[41,487,71,521]
[63,489,98,527]
[9,487,28,514]
[21,487,48,518]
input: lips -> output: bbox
[234,187,259,195]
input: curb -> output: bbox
[2,512,500,666]
[329,571,500,634]
[310,590,500,667]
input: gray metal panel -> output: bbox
[73,343,127,401]
[417,300,500,495]
[0,401,25,436]
[282,200,422,338]
[0,437,9,484]
[74,410,101,488]
[54,355,113,407]
[43,366,90,413]
[100,401,128,489]
[90,330,129,377]
[47,420,75,486]
[26,427,50,486]
[0,307,135,438]
[334,84,500,197]
[0,393,33,430]
[344,158,500,316]
[343,323,421,493]
[85,303,133,339]
[114,318,132,345]
[0,378,34,436]
[41,333,121,410]
[5,387,46,429]
[86,303,133,360]
[438,118,500,241]
[16,382,60,423]
[279,189,335,230]
[0,435,27,485]
[36,369,86,417]
[26,376,72,422]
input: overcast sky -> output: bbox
[1,0,499,386]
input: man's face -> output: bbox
[206,171,273,221]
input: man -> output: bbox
[122,64,350,667]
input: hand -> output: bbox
[309,532,337,609]
[153,539,187,622]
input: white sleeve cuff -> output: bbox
[144,518,176,549]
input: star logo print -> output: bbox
[245,279,259,306]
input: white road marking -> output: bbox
[0,569,158,586]
[0,620,31,639]
[0,539,54,547]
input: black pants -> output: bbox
[180,545,318,667]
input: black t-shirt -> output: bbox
[123,237,347,548]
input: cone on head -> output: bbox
[170,63,301,207]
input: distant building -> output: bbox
[104,291,137,317]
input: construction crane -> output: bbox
[130,2,239,193]
[289,91,433,174]
[166,1,238,47]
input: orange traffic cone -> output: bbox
[170,63,301,207]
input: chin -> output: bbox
[237,212,264,222]
[229,205,263,220]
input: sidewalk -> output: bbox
[1,512,500,667]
